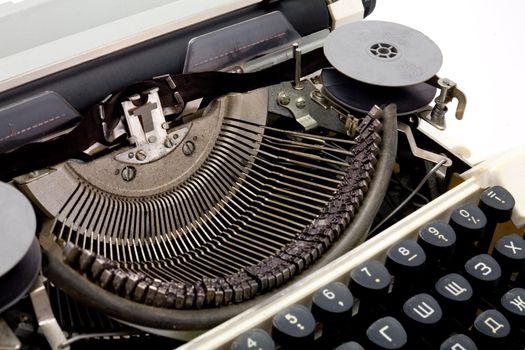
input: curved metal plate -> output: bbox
[321,68,436,115]
[324,21,442,87]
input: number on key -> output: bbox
[386,240,426,277]
[464,254,502,292]
[449,204,487,243]
[312,281,353,322]
[478,186,515,253]
[349,260,391,300]
[479,186,515,223]
[231,329,275,350]
[272,304,315,348]
[417,221,456,263]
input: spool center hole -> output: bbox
[369,43,399,60]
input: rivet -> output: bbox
[135,150,147,161]
[182,141,195,156]
[121,166,136,182]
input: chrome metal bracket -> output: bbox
[275,84,318,131]
[420,76,467,130]
[29,276,70,350]
[153,74,185,115]
[268,80,349,134]
[115,88,189,165]
[398,122,452,166]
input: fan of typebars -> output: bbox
[18,84,384,313]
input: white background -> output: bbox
[368,0,525,165]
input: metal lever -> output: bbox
[421,76,467,130]
[398,122,452,166]
[29,276,70,350]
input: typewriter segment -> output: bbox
[2,1,505,349]
[24,86,388,313]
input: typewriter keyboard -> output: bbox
[178,147,525,350]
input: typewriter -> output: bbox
[1,1,523,349]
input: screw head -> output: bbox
[164,137,174,148]
[173,133,179,140]
[121,166,136,182]
[148,135,157,143]
[135,150,147,161]
[128,152,134,159]
[277,91,291,105]
[296,97,306,109]
[182,141,195,156]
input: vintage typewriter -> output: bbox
[1,0,523,349]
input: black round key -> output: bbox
[435,273,473,303]
[479,186,515,223]
[435,273,475,326]
[349,260,391,300]
[312,281,353,322]
[500,287,525,326]
[231,329,275,350]
[440,334,478,350]
[478,186,515,253]
[417,221,456,262]
[366,316,407,349]
[386,241,427,298]
[386,240,426,277]
[272,304,315,348]
[449,203,487,242]
[464,254,501,292]
[492,234,525,272]
[402,293,442,326]
[335,341,365,350]
[472,309,511,344]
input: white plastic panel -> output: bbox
[328,0,364,29]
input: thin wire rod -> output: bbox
[260,142,350,167]
[368,159,446,237]
[259,134,354,156]
[223,117,357,144]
